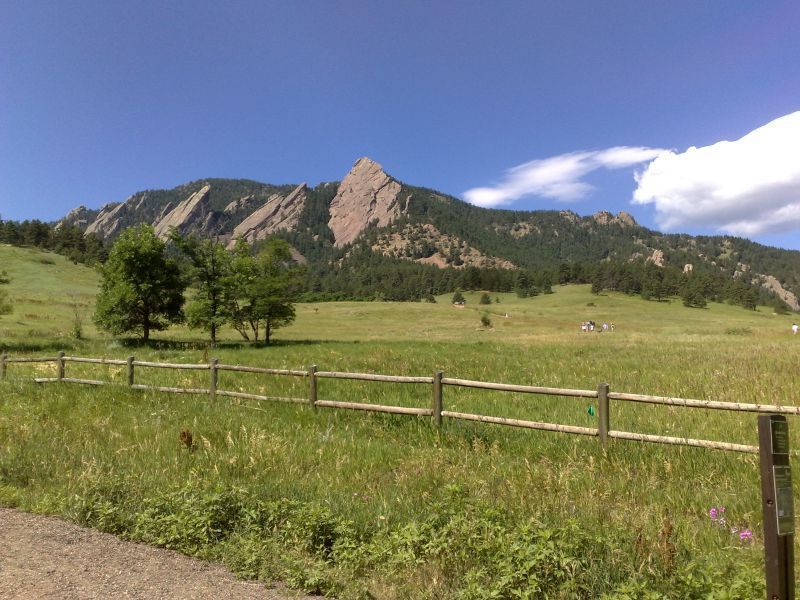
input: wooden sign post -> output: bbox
[759,414,795,599]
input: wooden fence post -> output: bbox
[0,354,7,380]
[598,382,610,450]
[759,414,795,599]
[57,351,65,382]
[210,358,218,399]
[127,356,135,386]
[432,370,443,427]
[309,365,318,410]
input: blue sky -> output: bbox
[2,1,799,249]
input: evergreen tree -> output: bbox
[681,275,707,308]
[94,225,186,342]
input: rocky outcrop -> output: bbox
[328,158,402,247]
[153,184,216,239]
[154,202,175,225]
[56,206,93,230]
[592,211,614,225]
[224,195,258,215]
[760,275,800,311]
[85,202,128,238]
[373,223,515,270]
[593,211,637,227]
[226,183,307,249]
[559,210,580,224]
[646,249,665,267]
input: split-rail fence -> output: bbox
[2,351,799,455]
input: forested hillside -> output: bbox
[7,157,798,310]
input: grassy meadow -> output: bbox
[1,243,800,598]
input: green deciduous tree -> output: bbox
[170,232,231,345]
[94,225,186,342]
[225,238,300,344]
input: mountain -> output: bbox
[58,157,800,309]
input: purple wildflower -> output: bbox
[709,507,718,520]
[740,529,753,541]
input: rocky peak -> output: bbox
[559,210,580,224]
[153,184,215,239]
[593,210,637,227]
[56,205,92,230]
[328,158,403,247]
[227,183,307,249]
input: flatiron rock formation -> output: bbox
[153,184,219,239]
[85,202,127,239]
[760,274,800,311]
[328,157,403,247]
[227,183,307,248]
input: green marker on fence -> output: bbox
[587,405,596,417]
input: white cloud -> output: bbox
[464,147,665,208]
[633,111,800,236]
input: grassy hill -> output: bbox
[0,244,99,347]
[2,246,800,597]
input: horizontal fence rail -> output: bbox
[608,391,800,416]
[316,371,434,384]
[216,364,308,377]
[63,357,128,366]
[441,410,599,437]
[131,360,209,370]
[0,351,789,455]
[442,377,598,398]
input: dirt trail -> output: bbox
[0,507,320,599]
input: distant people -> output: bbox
[793,323,799,335]
[602,322,609,332]
[610,322,615,331]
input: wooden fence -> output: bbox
[3,351,800,455]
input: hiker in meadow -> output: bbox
[793,323,799,335]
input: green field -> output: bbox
[1,244,799,598]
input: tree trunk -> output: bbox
[210,322,217,347]
[143,315,150,343]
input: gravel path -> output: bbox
[0,508,322,599]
